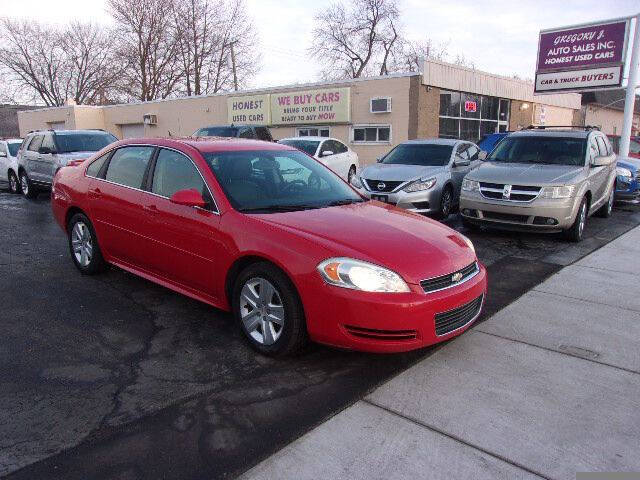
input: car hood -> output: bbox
[254,202,476,284]
[468,161,584,185]
[360,163,445,182]
[617,156,640,172]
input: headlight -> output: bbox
[617,167,632,178]
[350,175,363,188]
[404,177,436,193]
[317,257,410,293]
[462,179,480,192]
[540,185,575,199]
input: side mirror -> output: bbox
[478,151,488,160]
[454,158,471,167]
[321,150,334,157]
[376,156,383,163]
[591,155,612,167]
[169,189,207,208]
[39,146,55,155]
[0,151,6,158]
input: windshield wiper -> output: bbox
[239,204,321,213]
[326,199,367,207]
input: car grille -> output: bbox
[435,295,484,336]
[479,182,541,202]
[420,262,479,293]
[344,325,417,341]
[482,211,529,223]
[364,179,404,192]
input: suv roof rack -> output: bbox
[525,125,600,131]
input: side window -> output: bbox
[321,140,336,155]
[151,149,209,203]
[467,144,480,160]
[630,139,640,155]
[238,128,254,139]
[255,127,272,142]
[41,134,56,153]
[335,141,348,154]
[595,136,608,156]
[105,146,154,189]
[588,137,599,162]
[456,143,470,159]
[86,152,110,178]
[28,136,43,152]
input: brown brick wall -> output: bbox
[412,80,440,140]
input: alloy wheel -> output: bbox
[348,166,356,184]
[71,222,93,267]
[578,202,586,238]
[441,189,452,216]
[9,173,17,193]
[239,277,284,345]
[607,189,614,215]
[20,175,28,196]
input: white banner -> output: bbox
[535,65,622,93]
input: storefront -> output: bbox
[18,60,583,165]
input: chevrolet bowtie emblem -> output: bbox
[452,272,463,283]
[503,184,512,199]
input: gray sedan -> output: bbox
[352,139,484,218]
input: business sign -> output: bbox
[227,94,270,124]
[535,18,630,93]
[464,100,477,113]
[270,87,351,125]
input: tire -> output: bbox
[596,184,614,218]
[347,165,356,184]
[438,185,453,220]
[564,197,588,242]
[8,171,21,194]
[462,217,481,232]
[20,171,37,199]
[232,262,308,357]
[67,213,107,275]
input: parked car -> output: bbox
[615,156,640,201]
[51,138,486,356]
[278,136,359,183]
[607,134,640,159]
[352,139,484,219]
[193,125,273,142]
[18,129,117,199]
[0,138,24,194]
[460,127,617,242]
[477,132,510,154]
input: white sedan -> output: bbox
[279,136,360,183]
[0,138,23,194]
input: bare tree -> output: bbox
[173,0,259,96]
[310,0,401,79]
[108,0,182,101]
[392,37,449,72]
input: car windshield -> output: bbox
[381,144,453,166]
[278,139,320,156]
[203,149,364,213]
[7,142,21,157]
[54,132,117,153]
[195,127,239,137]
[488,136,586,166]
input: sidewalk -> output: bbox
[241,227,640,480]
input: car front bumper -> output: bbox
[459,190,578,231]
[301,262,488,353]
[615,175,640,201]
[357,186,443,214]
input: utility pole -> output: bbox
[620,13,640,157]
[229,40,238,92]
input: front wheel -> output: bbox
[68,213,107,274]
[233,262,307,356]
[564,197,587,242]
[8,171,21,194]
[20,171,37,199]
[347,165,356,184]
[438,186,453,220]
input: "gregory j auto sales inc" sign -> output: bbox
[535,19,630,93]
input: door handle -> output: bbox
[88,188,102,199]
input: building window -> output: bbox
[439,90,510,143]
[297,126,330,137]
[351,125,391,144]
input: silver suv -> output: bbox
[17,129,117,198]
[460,127,617,242]
[353,139,483,219]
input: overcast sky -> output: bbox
[1,0,638,88]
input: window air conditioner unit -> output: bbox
[370,97,392,113]
[143,114,157,125]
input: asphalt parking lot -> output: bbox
[1,189,639,480]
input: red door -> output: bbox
[87,146,155,267]
[139,148,223,299]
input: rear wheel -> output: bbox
[20,171,37,199]
[68,213,107,274]
[438,185,453,220]
[8,171,20,194]
[233,262,307,356]
[596,184,614,218]
[564,197,587,242]
[347,165,356,184]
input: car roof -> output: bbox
[402,138,462,145]
[118,137,294,154]
[509,129,592,139]
[30,129,112,135]
[279,136,336,142]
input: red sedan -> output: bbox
[51,138,487,356]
